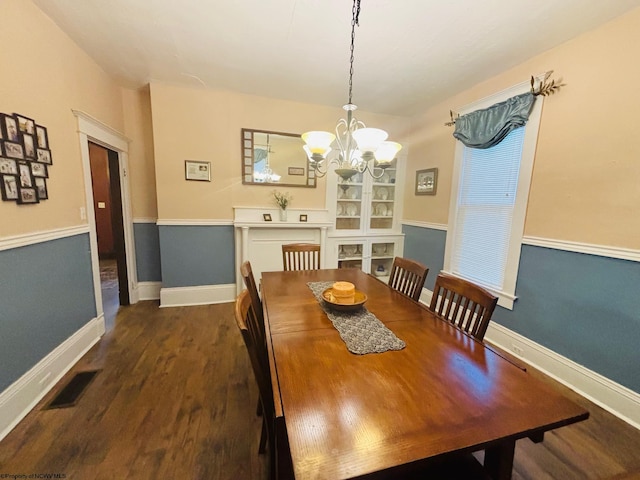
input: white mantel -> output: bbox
[233,207,333,293]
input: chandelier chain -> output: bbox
[348,0,361,105]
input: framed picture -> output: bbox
[288,166,305,176]
[299,214,308,222]
[18,162,33,188]
[263,213,272,222]
[31,162,48,178]
[415,168,438,195]
[34,177,48,200]
[2,115,19,142]
[17,187,39,204]
[14,113,35,135]
[1,174,19,201]
[22,133,35,159]
[185,160,211,181]
[5,142,24,160]
[37,148,52,164]
[0,157,18,175]
[35,125,48,148]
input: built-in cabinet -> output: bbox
[326,159,404,281]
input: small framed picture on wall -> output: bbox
[185,160,211,181]
[415,168,438,195]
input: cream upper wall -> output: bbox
[149,82,409,220]
[0,0,125,237]
[121,86,158,219]
[403,7,640,249]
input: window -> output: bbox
[443,82,543,309]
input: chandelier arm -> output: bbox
[365,163,386,179]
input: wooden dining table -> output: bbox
[261,269,589,480]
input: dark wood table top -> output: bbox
[261,269,589,480]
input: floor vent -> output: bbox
[45,370,100,409]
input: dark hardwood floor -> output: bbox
[0,300,638,479]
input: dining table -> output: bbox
[260,268,589,480]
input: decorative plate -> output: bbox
[342,244,358,256]
[376,187,388,200]
[322,287,368,312]
[375,203,387,216]
[346,203,358,216]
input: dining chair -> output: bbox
[387,256,429,302]
[235,289,277,479]
[240,260,267,418]
[240,260,264,337]
[282,243,321,271]
[429,273,498,341]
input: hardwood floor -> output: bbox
[0,300,638,479]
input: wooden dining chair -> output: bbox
[240,260,264,337]
[235,289,277,479]
[429,273,498,341]
[282,243,321,271]
[240,260,267,418]
[388,256,429,301]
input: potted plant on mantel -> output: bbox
[273,190,292,222]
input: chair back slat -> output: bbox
[282,243,321,271]
[388,257,429,301]
[429,273,498,341]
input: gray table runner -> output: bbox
[307,281,406,355]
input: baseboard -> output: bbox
[138,281,161,301]
[418,287,640,429]
[0,315,104,441]
[160,283,236,307]
[484,322,640,429]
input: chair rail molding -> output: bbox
[0,225,89,252]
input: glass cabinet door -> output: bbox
[370,241,396,280]
[337,241,364,270]
[369,162,396,231]
[335,171,364,232]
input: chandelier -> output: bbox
[302,0,401,181]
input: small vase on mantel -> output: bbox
[279,209,287,222]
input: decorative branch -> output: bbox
[444,110,459,127]
[531,70,565,96]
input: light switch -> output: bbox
[97,202,106,209]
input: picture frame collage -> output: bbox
[0,112,53,204]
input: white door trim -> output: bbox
[72,110,139,320]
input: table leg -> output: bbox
[484,439,516,480]
[275,416,294,480]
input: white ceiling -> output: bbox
[33,0,640,117]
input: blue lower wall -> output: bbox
[158,225,235,288]
[134,222,162,282]
[0,234,97,391]
[403,224,640,393]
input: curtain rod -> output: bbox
[445,71,565,127]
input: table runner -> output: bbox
[307,281,406,355]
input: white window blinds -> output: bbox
[450,127,525,290]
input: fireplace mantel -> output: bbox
[233,207,333,292]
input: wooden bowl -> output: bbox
[322,287,367,312]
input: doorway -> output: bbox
[88,142,129,330]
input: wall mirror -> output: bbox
[241,128,316,188]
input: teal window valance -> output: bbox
[453,92,535,149]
